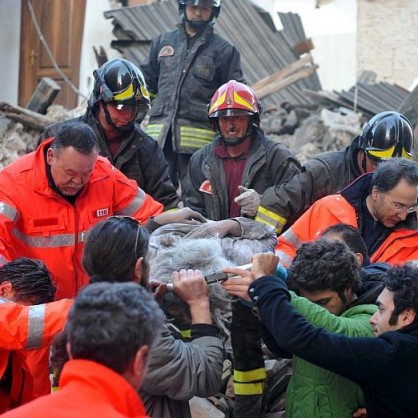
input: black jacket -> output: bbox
[185,127,301,220]
[141,20,244,153]
[258,137,363,232]
[39,109,179,210]
[250,276,418,418]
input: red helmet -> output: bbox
[208,80,260,126]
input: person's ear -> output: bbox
[47,148,55,165]
[355,252,364,267]
[400,308,416,327]
[0,281,13,298]
[133,257,144,285]
[371,186,379,201]
[66,342,74,360]
[132,345,149,388]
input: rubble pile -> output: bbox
[0,102,365,169]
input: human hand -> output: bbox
[235,186,260,217]
[352,407,367,418]
[184,219,241,239]
[251,252,280,279]
[171,269,211,324]
[220,267,254,301]
[149,279,169,306]
[154,207,207,226]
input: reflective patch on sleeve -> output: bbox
[26,304,46,349]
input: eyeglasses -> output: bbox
[107,216,141,258]
[384,194,418,214]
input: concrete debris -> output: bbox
[0,101,364,169]
[0,103,85,169]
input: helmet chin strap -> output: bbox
[183,12,213,32]
[220,123,253,147]
[103,103,135,133]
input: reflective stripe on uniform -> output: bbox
[233,368,266,396]
[275,249,293,268]
[26,304,46,349]
[233,368,266,395]
[114,188,147,216]
[281,228,301,248]
[234,367,267,383]
[256,206,287,234]
[146,123,164,139]
[179,126,214,150]
[0,202,18,222]
[14,229,76,248]
[0,297,11,304]
[0,255,9,266]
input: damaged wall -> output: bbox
[357,0,418,90]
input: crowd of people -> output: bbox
[1,0,418,417]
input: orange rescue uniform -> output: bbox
[0,138,163,299]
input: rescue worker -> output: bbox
[141,0,244,196]
[185,80,301,220]
[0,258,72,412]
[276,158,418,267]
[256,111,415,233]
[0,122,203,300]
[39,58,179,210]
[1,282,163,418]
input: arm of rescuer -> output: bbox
[141,269,224,400]
[105,148,207,229]
[0,299,72,350]
[255,156,337,234]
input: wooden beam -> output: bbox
[0,102,55,131]
[26,77,61,115]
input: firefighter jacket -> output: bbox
[39,110,180,210]
[0,139,163,299]
[276,173,418,267]
[141,20,244,154]
[185,127,301,220]
[0,298,72,412]
[1,359,149,418]
[256,138,363,233]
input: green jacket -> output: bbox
[285,292,377,418]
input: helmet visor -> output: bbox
[210,109,254,118]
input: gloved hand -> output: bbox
[234,186,260,217]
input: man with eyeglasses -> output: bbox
[276,157,418,267]
[256,111,415,234]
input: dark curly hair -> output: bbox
[287,239,361,301]
[384,265,418,326]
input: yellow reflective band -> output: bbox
[179,328,191,339]
[113,83,135,101]
[209,91,226,114]
[234,367,267,383]
[233,91,256,112]
[256,206,287,233]
[233,381,265,395]
[179,126,215,149]
[146,124,164,138]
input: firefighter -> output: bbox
[40,58,179,210]
[185,80,301,221]
[141,0,244,197]
[257,111,415,233]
